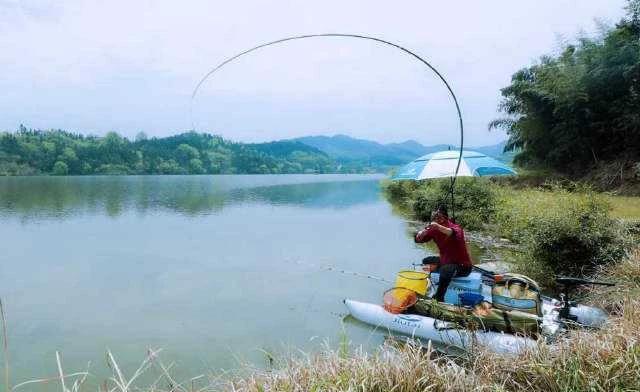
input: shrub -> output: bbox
[528,203,627,277]
[411,178,497,230]
[495,187,630,282]
[52,161,69,175]
[156,159,186,175]
[188,158,205,174]
[0,161,38,175]
[380,179,419,204]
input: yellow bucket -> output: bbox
[395,270,429,295]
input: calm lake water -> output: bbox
[0,175,437,389]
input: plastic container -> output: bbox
[459,292,484,307]
[431,272,483,305]
[395,270,429,295]
[383,287,418,314]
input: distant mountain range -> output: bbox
[272,134,512,171]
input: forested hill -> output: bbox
[0,129,340,175]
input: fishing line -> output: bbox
[287,258,392,284]
[190,33,464,206]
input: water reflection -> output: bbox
[0,175,383,220]
[0,174,428,388]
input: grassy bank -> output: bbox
[382,178,639,287]
[608,195,640,220]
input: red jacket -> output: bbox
[415,220,471,267]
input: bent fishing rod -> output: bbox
[190,33,465,209]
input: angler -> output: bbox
[414,204,471,302]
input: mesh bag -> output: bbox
[383,287,418,314]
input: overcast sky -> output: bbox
[0,0,628,146]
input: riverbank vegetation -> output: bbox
[383,177,638,287]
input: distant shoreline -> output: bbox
[1,128,509,177]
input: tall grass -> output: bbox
[229,343,478,392]
[493,186,631,285]
[607,195,640,220]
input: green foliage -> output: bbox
[52,161,69,175]
[491,3,640,176]
[495,186,631,283]
[524,207,627,278]
[380,179,419,203]
[382,178,497,230]
[175,143,199,165]
[188,158,205,174]
[413,179,497,230]
[0,128,346,176]
[384,178,632,284]
[156,159,186,175]
[0,162,36,175]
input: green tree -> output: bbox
[490,1,640,176]
[188,158,205,174]
[175,144,200,166]
[59,147,79,173]
[52,161,69,175]
[81,162,93,174]
[157,159,184,174]
[627,0,640,26]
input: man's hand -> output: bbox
[428,222,453,237]
[415,228,431,243]
[427,222,442,231]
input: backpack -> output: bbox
[491,273,542,317]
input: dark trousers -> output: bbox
[433,263,472,302]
